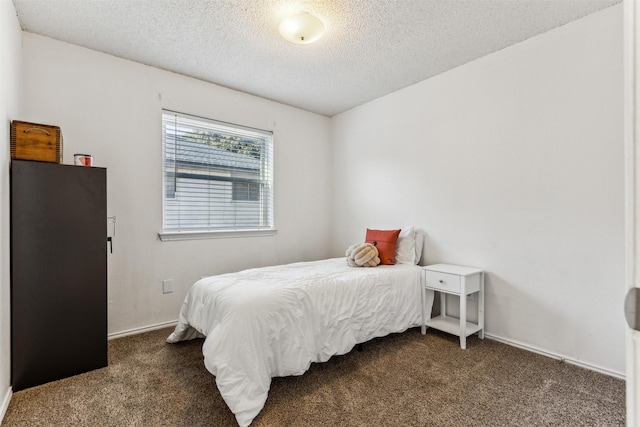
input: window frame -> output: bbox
[158,110,276,241]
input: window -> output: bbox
[232,181,260,202]
[161,110,274,235]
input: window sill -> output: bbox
[158,228,278,241]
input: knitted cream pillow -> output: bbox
[345,243,380,267]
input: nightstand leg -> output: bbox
[421,276,426,335]
[460,278,467,349]
[478,272,485,339]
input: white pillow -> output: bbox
[395,227,417,265]
[414,229,425,264]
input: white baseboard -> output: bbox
[484,332,625,380]
[108,320,178,340]
[0,387,12,424]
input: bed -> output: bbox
[167,229,434,426]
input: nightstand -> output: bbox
[421,263,484,349]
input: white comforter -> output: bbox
[167,258,432,426]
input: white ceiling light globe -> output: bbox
[279,13,325,44]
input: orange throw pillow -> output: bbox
[365,229,401,265]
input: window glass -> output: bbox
[162,111,274,231]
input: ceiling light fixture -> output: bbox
[278,12,325,44]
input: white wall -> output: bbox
[332,5,625,375]
[0,0,22,415]
[22,34,333,335]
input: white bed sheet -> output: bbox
[167,257,434,426]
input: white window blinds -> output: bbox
[162,110,274,232]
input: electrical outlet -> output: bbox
[162,279,173,294]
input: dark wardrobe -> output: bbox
[11,160,107,391]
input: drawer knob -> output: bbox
[439,280,444,283]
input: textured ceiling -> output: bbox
[13,0,620,117]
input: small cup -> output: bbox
[74,154,93,167]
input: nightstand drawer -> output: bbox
[424,270,460,293]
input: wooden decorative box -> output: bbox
[11,120,63,163]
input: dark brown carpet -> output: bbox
[1,327,625,426]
